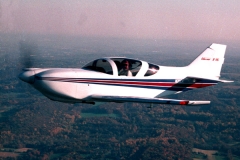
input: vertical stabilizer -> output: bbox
[187,43,227,79]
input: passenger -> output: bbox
[119,59,132,76]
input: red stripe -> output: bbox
[42,78,216,89]
[74,79,175,87]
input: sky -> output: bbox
[1,0,240,42]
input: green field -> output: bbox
[192,148,240,160]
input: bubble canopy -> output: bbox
[82,57,159,77]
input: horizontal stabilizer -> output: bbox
[89,95,210,106]
[186,76,233,83]
[218,79,234,83]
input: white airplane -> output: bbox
[19,43,232,106]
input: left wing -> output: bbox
[89,95,210,105]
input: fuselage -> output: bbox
[19,57,218,103]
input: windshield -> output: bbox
[82,59,113,75]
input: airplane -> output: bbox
[19,43,233,106]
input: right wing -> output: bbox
[88,95,210,106]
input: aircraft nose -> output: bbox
[18,70,35,84]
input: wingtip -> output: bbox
[188,101,211,105]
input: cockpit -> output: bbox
[82,58,159,77]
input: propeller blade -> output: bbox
[19,40,38,69]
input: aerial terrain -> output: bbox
[0,34,240,160]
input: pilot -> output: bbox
[119,59,132,76]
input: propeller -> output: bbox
[18,40,39,84]
[19,40,39,69]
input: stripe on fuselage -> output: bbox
[35,77,218,91]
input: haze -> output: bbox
[1,0,240,43]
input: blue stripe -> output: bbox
[76,81,193,91]
[35,76,195,91]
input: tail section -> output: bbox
[187,43,227,79]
